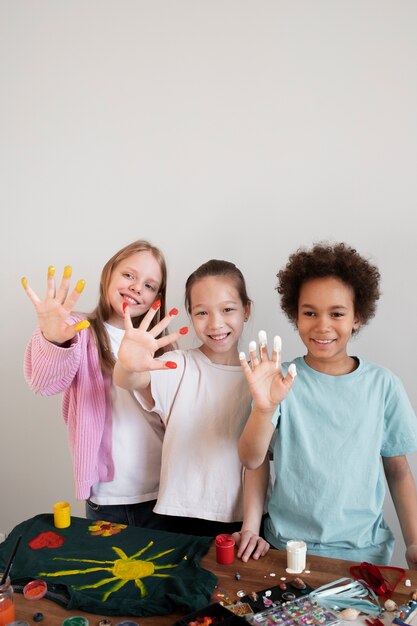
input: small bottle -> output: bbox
[0,575,16,626]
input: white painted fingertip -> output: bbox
[273,335,282,352]
[274,335,282,369]
[288,363,297,378]
[258,330,267,347]
[249,340,257,353]
[239,351,246,361]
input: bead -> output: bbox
[384,599,397,612]
[235,572,241,580]
[291,577,306,590]
[33,613,44,622]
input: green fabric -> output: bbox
[0,514,217,617]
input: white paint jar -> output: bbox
[286,540,307,574]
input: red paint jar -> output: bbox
[215,534,235,564]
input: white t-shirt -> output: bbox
[90,323,165,505]
[135,348,252,522]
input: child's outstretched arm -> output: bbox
[21,265,90,344]
[233,456,270,562]
[114,302,187,397]
[238,333,296,469]
[383,455,417,570]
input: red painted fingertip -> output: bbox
[152,299,161,311]
[122,302,129,312]
[179,326,189,335]
[165,361,177,369]
[169,307,179,317]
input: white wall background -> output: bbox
[1,1,416,566]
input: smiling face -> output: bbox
[190,275,250,365]
[106,251,162,328]
[297,276,360,374]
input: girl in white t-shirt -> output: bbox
[114,259,270,561]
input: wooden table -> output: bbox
[12,544,417,625]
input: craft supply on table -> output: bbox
[0,534,23,626]
[311,577,381,616]
[349,562,406,598]
[0,574,15,626]
[393,600,417,626]
[241,580,313,614]
[23,579,47,601]
[215,534,235,565]
[247,594,340,626]
[53,501,71,528]
[286,541,307,574]
[174,600,247,624]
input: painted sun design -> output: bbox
[39,540,179,600]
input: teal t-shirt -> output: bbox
[264,357,417,564]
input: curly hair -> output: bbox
[277,242,381,328]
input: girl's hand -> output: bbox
[233,529,270,562]
[239,332,296,412]
[118,301,188,373]
[21,265,90,345]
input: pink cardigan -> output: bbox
[24,324,114,500]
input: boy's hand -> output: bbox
[406,544,417,569]
[239,332,296,411]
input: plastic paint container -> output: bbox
[286,540,307,574]
[215,534,235,565]
[53,501,71,529]
[23,580,47,601]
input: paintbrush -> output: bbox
[0,534,22,585]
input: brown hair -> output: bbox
[185,259,251,313]
[88,240,167,372]
[277,241,380,330]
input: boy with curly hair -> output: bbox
[239,242,417,567]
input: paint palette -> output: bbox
[247,594,340,626]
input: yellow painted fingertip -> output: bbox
[21,277,28,289]
[48,265,55,278]
[63,265,72,278]
[74,320,90,333]
[75,279,86,293]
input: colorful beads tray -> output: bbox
[247,594,340,626]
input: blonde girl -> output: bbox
[23,240,183,528]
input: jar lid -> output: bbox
[215,533,235,548]
[23,579,47,600]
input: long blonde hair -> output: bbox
[88,240,168,373]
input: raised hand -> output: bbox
[239,331,296,411]
[21,265,90,345]
[118,301,188,373]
